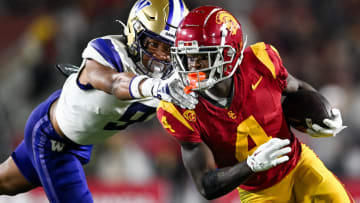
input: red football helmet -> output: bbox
[171,6,246,92]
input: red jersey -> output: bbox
[157,42,302,191]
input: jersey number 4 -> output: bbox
[235,115,271,162]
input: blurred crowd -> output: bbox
[0,0,359,202]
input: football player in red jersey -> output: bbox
[157,6,353,202]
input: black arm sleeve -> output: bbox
[201,162,254,200]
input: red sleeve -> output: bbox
[156,101,202,143]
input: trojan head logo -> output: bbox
[183,110,196,122]
[216,11,239,35]
[227,110,237,119]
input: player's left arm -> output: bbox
[252,43,345,137]
[282,64,346,137]
[283,73,316,94]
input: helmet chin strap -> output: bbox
[204,88,231,107]
[198,78,216,90]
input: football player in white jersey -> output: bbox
[0,0,195,202]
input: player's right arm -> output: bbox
[80,59,197,109]
[157,101,291,200]
[180,141,252,200]
[79,59,136,100]
[180,138,291,200]
[77,36,197,108]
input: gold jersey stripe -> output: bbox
[250,42,276,79]
[157,101,194,132]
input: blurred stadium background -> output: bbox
[0,0,359,202]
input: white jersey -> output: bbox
[55,35,159,145]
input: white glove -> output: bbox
[130,74,198,109]
[150,77,198,109]
[306,108,347,138]
[247,138,291,172]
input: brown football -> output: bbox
[282,90,333,132]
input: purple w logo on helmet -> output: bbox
[134,0,151,14]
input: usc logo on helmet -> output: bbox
[216,11,239,35]
[183,110,196,122]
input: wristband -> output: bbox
[140,78,157,97]
[129,75,149,98]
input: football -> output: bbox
[282,90,333,132]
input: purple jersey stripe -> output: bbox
[76,78,93,90]
[90,38,124,72]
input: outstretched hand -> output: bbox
[132,73,198,109]
[152,77,198,109]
